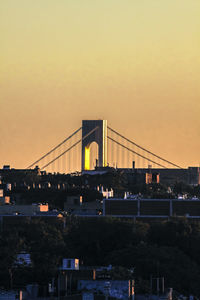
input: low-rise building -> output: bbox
[0,203,48,215]
[64,196,102,216]
[78,280,134,300]
[103,198,200,219]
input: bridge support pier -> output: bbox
[82,120,107,171]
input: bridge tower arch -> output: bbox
[82,120,107,171]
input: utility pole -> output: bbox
[150,277,165,296]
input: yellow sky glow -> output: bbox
[0,0,200,171]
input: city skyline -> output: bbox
[0,0,200,169]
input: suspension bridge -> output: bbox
[27,120,182,174]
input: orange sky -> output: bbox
[0,0,200,172]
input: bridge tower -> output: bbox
[82,120,107,171]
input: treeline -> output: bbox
[1,217,200,295]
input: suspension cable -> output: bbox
[27,127,82,169]
[108,126,182,169]
[41,126,99,170]
[107,136,166,168]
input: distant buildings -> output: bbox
[64,195,102,216]
[0,165,41,176]
[56,258,135,300]
[118,166,200,186]
[78,279,134,300]
[103,198,200,219]
[0,201,64,228]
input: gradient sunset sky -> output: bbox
[0,0,200,170]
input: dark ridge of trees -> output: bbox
[1,218,200,295]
